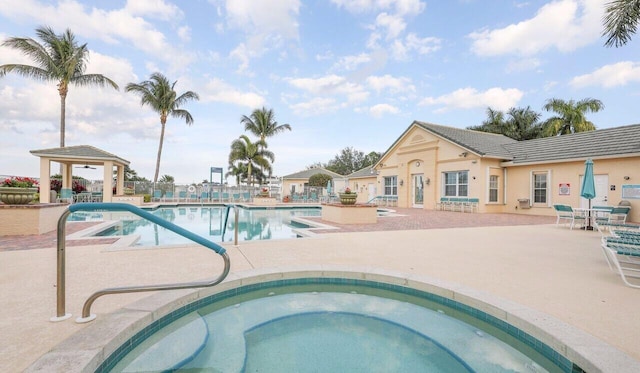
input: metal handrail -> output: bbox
[52,203,230,323]
[221,204,239,245]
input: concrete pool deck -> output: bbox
[1,209,640,371]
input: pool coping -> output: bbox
[25,266,640,372]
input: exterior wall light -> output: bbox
[624,176,630,180]
[400,179,404,186]
[425,178,430,185]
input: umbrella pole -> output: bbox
[587,199,594,230]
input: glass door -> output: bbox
[412,174,424,208]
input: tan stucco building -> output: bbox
[370,121,640,222]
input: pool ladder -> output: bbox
[221,204,239,245]
[51,203,230,323]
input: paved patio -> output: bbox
[1,209,639,371]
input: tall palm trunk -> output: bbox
[154,117,167,183]
[58,82,68,148]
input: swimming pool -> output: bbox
[86,206,321,246]
[109,285,560,372]
[31,269,630,372]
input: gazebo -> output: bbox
[30,145,130,203]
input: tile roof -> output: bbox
[347,166,376,178]
[282,168,344,179]
[414,121,518,159]
[30,145,130,165]
[502,123,640,164]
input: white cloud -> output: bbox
[177,26,191,42]
[285,74,371,114]
[124,0,183,21]
[419,87,524,111]
[469,0,603,57]
[219,0,301,72]
[331,0,424,16]
[202,78,266,108]
[375,12,406,40]
[366,75,415,94]
[506,57,541,73]
[391,33,440,60]
[0,0,195,69]
[570,61,640,88]
[369,103,400,117]
[333,53,372,71]
[287,75,368,102]
[289,97,339,116]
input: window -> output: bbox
[489,175,498,202]
[384,176,397,195]
[533,173,547,203]
[443,171,468,197]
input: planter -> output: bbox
[0,187,38,205]
[339,193,357,205]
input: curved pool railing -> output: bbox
[51,202,230,324]
[221,204,239,245]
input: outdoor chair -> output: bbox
[178,191,187,202]
[553,204,586,229]
[56,188,73,204]
[152,190,162,202]
[463,198,479,213]
[211,192,220,202]
[436,197,449,211]
[609,206,631,224]
[601,236,640,289]
[242,192,251,202]
[200,191,209,202]
[163,191,174,202]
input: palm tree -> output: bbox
[602,0,640,47]
[505,107,543,140]
[241,107,292,142]
[241,107,291,180]
[468,107,506,134]
[228,135,274,186]
[0,26,119,147]
[469,107,543,140]
[542,98,604,136]
[125,73,199,182]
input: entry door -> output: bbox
[368,183,376,202]
[580,174,609,207]
[412,174,424,208]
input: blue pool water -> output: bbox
[86,206,320,246]
[106,281,567,372]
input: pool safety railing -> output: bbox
[221,204,239,245]
[51,203,230,324]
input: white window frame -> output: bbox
[384,176,397,196]
[489,175,499,203]
[443,171,468,197]
[530,170,551,206]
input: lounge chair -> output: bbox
[609,206,631,224]
[211,192,220,202]
[242,192,251,202]
[436,197,449,211]
[178,191,187,202]
[152,190,162,202]
[201,191,209,202]
[232,193,240,202]
[463,198,479,213]
[163,191,174,202]
[57,188,73,204]
[601,236,640,288]
[553,204,586,229]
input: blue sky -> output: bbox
[1,0,639,183]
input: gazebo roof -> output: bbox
[30,145,130,166]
